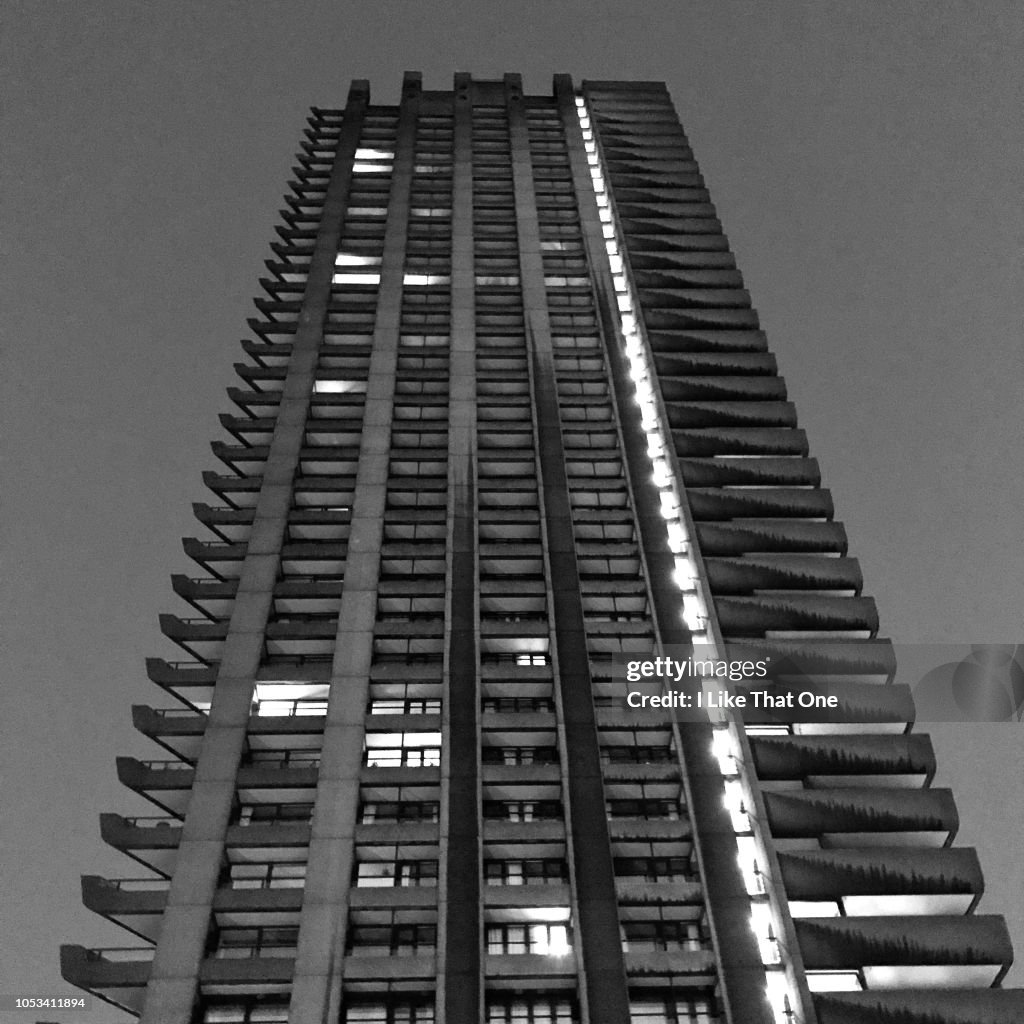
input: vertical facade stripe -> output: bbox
[441,71,482,1024]
[290,73,421,1024]
[138,81,369,1024]
[506,74,632,1024]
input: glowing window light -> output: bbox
[711,729,739,775]
[646,435,665,458]
[608,254,624,274]
[355,147,394,161]
[612,273,628,291]
[353,162,392,173]
[750,905,781,965]
[659,492,680,519]
[602,223,615,239]
[673,557,699,590]
[332,272,381,285]
[314,379,367,394]
[605,239,619,256]
[736,836,766,895]
[403,273,450,285]
[653,460,672,489]
[335,252,381,266]
[531,923,571,956]
[666,521,688,553]
[574,96,586,108]
[596,194,609,209]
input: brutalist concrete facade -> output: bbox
[62,74,1022,1024]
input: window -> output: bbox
[364,731,442,768]
[370,698,441,715]
[482,800,562,822]
[484,859,567,886]
[227,861,307,889]
[212,926,298,958]
[360,799,439,824]
[355,859,438,887]
[343,998,435,1023]
[237,803,313,826]
[201,999,290,1023]
[622,920,702,953]
[347,922,436,956]
[628,997,716,1024]
[486,998,576,1023]
[486,922,571,956]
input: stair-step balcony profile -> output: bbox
[146,657,217,710]
[59,945,152,1015]
[81,876,170,943]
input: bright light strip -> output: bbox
[575,93,802,1023]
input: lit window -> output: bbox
[346,206,387,217]
[313,379,368,394]
[805,971,863,992]
[336,252,382,266]
[353,162,393,173]
[332,272,381,285]
[403,273,450,285]
[355,147,394,161]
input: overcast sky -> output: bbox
[2,3,1022,1018]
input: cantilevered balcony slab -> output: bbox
[100,814,181,877]
[779,847,984,916]
[82,876,169,943]
[764,787,958,847]
[750,733,935,788]
[796,914,1013,988]
[60,945,151,1015]
[814,988,1024,1024]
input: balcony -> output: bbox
[813,988,1024,1024]
[100,814,181,877]
[60,945,152,1014]
[796,914,1014,989]
[779,847,983,917]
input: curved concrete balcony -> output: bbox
[645,326,767,355]
[672,425,809,457]
[117,758,195,817]
[697,522,848,564]
[633,266,742,289]
[779,847,983,917]
[60,945,152,1014]
[814,987,1024,1024]
[688,486,834,521]
[132,705,207,761]
[239,337,292,364]
[160,614,227,661]
[751,734,935,788]
[722,640,897,687]
[716,595,878,638]
[705,555,863,595]
[172,573,239,610]
[661,375,788,403]
[253,297,300,322]
[81,875,169,942]
[652,348,772,374]
[764,787,958,847]
[665,400,797,431]
[183,536,248,576]
[100,814,181,877]
[797,914,1013,988]
[226,387,283,417]
[246,316,298,341]
[678,455,820,487]
[146,657,217,710]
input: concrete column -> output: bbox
[138,81,369,1024]
[289,72,420,1024]
[506,73,632,1024]
[439,70,481,1024]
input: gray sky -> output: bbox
[3,2,1022,1017]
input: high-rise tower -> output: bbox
[62,74,1022,1024]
